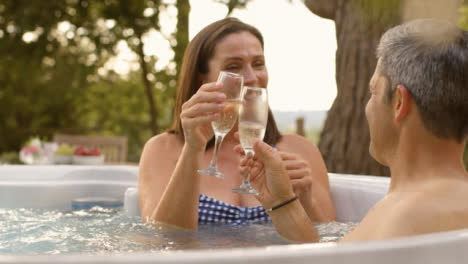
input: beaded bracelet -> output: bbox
[265,196,298,213]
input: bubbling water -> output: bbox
[0,207,357,255]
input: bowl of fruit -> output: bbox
[72,146,105,165]
[53,144,75,164]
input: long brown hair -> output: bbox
[169,17,282,148]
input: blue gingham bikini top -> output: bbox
[198,194,270,225]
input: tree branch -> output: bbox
[135,33,159,135]
[303,0,337,20]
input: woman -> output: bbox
[138,17,335,230]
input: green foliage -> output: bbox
[0,152,22,165]
[0,0,176,162]
[77,72,174,161]
[460,4,468,29]
[306,128,322,145]
[354,0,402,29]
[0,0,250,163]
[215,0,253,15]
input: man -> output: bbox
[240,19,468,242]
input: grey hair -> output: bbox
[377,19,468,143]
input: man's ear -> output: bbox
[394,85,412,123]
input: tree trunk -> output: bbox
[306,0,463,176]
[136,33,159,135]
[174,0,190,76]
[306,0,403,176]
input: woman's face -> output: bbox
[202,31,268,88]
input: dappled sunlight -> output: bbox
[103,41,139,76]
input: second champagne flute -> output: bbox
[197,71,243,179]
[232,86,269,195]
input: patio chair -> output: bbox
[53,134,128,163]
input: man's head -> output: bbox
[367,19,468,164]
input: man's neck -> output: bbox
[388,134,467,192]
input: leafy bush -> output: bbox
[0,152,23,165]
[460,5,468,30]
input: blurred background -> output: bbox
[1,0,467,173]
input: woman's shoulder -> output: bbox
[276,133,323,158]
[143,132,183,154]
[276,133,317,150]
[276,133,327,174]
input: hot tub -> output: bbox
[0,165,467,264]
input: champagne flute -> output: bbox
[197,71,243,179]
[232,86,268,195]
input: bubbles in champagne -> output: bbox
[239,121,266,150]
[211,99,240,134]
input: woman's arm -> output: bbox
[138,134,203,230]
[138,82,226,230]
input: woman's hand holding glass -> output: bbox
[180,82,227,152]
[236,140,295,208]
[277,152,313,200]
[235,145,313,201]
[197,71,243,178]
[232,86,268,195]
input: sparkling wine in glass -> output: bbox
[197,71,243,179]
[232,86,268,195]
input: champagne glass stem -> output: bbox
[232,149,259,195]
[209,133,225,169]
[245,173,252,185]
[244,150,254,185]
[197,132,228,179]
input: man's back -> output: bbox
[342,176,468,242]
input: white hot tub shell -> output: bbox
[0,165,467,264]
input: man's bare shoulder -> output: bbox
[342,178,468,242]
[419,178,468,224]
[383,183,468,236]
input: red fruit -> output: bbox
[74,146,87,156]
[88,147,101,156]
